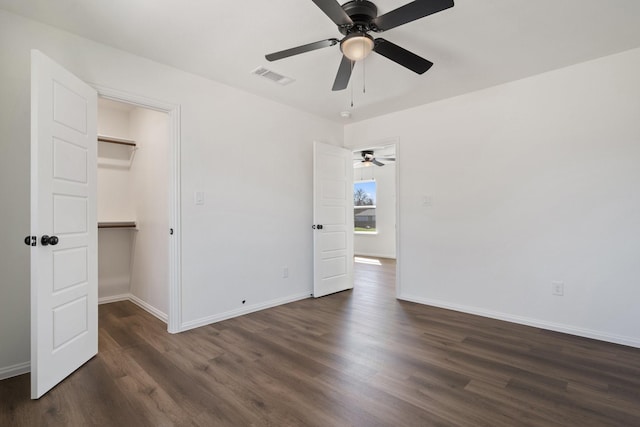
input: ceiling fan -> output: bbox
[265,0,454,91]
[356,150,395,167]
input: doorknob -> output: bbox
[40,235,59,246]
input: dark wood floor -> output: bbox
[2,257,640,426]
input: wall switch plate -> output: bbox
[422,195,432,207]
[195,191,205,205]
[282,267,289,278]
[552,281,564,296]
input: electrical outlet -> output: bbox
[552,281,564,296]
[282,267,289,278]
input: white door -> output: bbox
[30,50,98,399]
[313,141,354,297]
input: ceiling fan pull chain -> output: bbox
[350,88,354,108]
[362,38,366,94]
[350,60,354,107]
[363,56,366,94]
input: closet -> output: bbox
[97,97,169,320]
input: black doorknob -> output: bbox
[41,235,59,246]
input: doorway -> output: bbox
[96,97,170,322]
[352,142,398,296]
[95,88,182,333]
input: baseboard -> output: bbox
[98,293,130,304]
[354,252,396,260]
[0,361,30,380]
[128,294,168,323]
[180,291,311,332]
[399,294,640,349]
[99,293,167,323]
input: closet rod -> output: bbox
[97,135,136,147]
[98,221,137,229]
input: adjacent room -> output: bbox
[1,0,640,425]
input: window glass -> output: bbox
[354,180,376,232]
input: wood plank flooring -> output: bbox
[2,257,640,426]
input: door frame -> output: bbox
[94,85,182,333]
[351,138,400,298]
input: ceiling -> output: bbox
[2,0,640,123]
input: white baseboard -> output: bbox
[99,293,167,323]
[98,293,130,304]
[128,294,168,323]
[180,291,311,332]
[0,361,30,380]
[399,294,640,349]
[354,252,396,260]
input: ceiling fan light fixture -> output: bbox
[340,33,374,61]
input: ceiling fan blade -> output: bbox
[311,0,354,26]
[372,159,385,167]
[372,0,454,32]
[332,55,353,91]
[266,38,339,61]
[374,38,433,74]
[378,157,396,161]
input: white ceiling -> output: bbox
[2,0,640,123]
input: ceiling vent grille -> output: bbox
[251,66,295,86]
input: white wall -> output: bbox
[97,103,136,222]
[97,102,136,299]
[0,10,342,377]
[345,47,640,347]
[129,107,169,316]
[353,160,396,259]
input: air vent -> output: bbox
[251,66,295,86]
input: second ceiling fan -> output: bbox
[356,149,395,167]
[265,0,454,91]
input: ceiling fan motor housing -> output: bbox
[361,150,375,160]
[339,0,379,35]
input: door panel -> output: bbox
[31,50,98,399]
[313,142,354,297]
[53,247,88,291]
[52,296,88,348]
[53,138,88,182]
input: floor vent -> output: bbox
[251,66,295,86]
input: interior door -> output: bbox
[30,50,98,399]
[313,141,354,297]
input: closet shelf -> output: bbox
[98,221,137,229]
[98,135,136,147]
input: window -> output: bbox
[354,180,376,232]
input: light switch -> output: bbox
[422,195,432,207]
[195,191,205,205]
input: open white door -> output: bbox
[313,141,354,297]
[30,50,98,399]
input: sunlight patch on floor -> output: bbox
[354,256,382,265]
